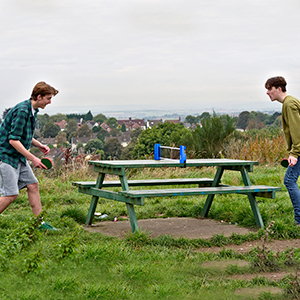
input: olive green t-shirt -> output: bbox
[282,95,300,158]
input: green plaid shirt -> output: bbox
[0,99,38,168]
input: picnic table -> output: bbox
[73,159,281,232]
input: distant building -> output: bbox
[117,117,146,131]
[54,120,68,131]
[164,117,182,124]
[147,119,163,129]
[86,120,98,130]
[105,132,131,147]
[100,122,111,132]
[70,135,97,150]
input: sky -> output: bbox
[1,0,300,118]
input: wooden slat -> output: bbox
[119,185,281,199]
[72,178,215,188]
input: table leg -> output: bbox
[119,171,140,232]
[201,166,224,217]
[126,203,140,232]
[240,167,264,228]
[85,173,105,225]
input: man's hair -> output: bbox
[31,81,59,100]
[265,76,287,92]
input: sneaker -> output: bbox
[38,221,60,231]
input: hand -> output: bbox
[288,155,298,167]
[37,144,50,155]
[31,157,47,169]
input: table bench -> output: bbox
[73,159,281,232]
[119,185,280,199]
[73,178,215,188]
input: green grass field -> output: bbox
[0,163,299,299]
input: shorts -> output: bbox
[0,160,38,196]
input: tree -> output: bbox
[236,111,250,130]
[42,122,60,138]
[66,113,85,121]
[104,138,123,159]
[130,127,142,140]
[110,128,120,137]
[56,131,67,145]
[247,119,266,130]
[96,128,110,142]
[185,115,198,124]
[106,117,118,129]
[36,114,49,132]
[121,123,126,132]
[84,110,93,121]
[93,113,107,124]
[76,142,83,151]
[75,124,93,137]
[121,141,136,160]
[49,113,67,123]
[265,112,281,126]
[84,139,104,153]
[200,112,210,120]
[92,126,101,133]
[185,113,236,158]
[133,122,190,159]
[65,119,78,139]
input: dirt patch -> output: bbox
[85,217,300,254]
[201,259,250,269]
[230,271,290,281]
[85,217,299,285]
[201,238,300,253]
[84,217,252,239]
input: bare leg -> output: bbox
[0,195,18,214]
[27,183,42,216]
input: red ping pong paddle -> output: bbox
[41,157,53,169]
[280,158,288,168]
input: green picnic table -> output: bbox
[73,159,281,232]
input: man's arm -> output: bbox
[9,140,47,168]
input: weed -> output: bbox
[22,248,44,274]
[0,215,41,258]
[54,226,81,259]
[251,221,280,272]
[284,269,300,299]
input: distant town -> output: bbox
[0,108,282,163]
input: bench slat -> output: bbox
[72,178,214,188]
[120,185,281,199]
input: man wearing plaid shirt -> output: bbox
[0,82,58,229]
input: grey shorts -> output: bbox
[0,161,38,196]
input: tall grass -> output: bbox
[224,134,287,166]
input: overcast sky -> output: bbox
[1,0,300,117]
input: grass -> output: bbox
[0,160,299,299]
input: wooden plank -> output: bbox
[119,185,281,199]
[77,186,144,206]
[88,159,259,169]
[72,178,215,188]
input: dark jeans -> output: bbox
[284,158,300,224]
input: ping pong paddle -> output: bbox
[41,157,53,169]
[280,158,289,168]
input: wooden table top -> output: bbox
[88,159,259,169]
